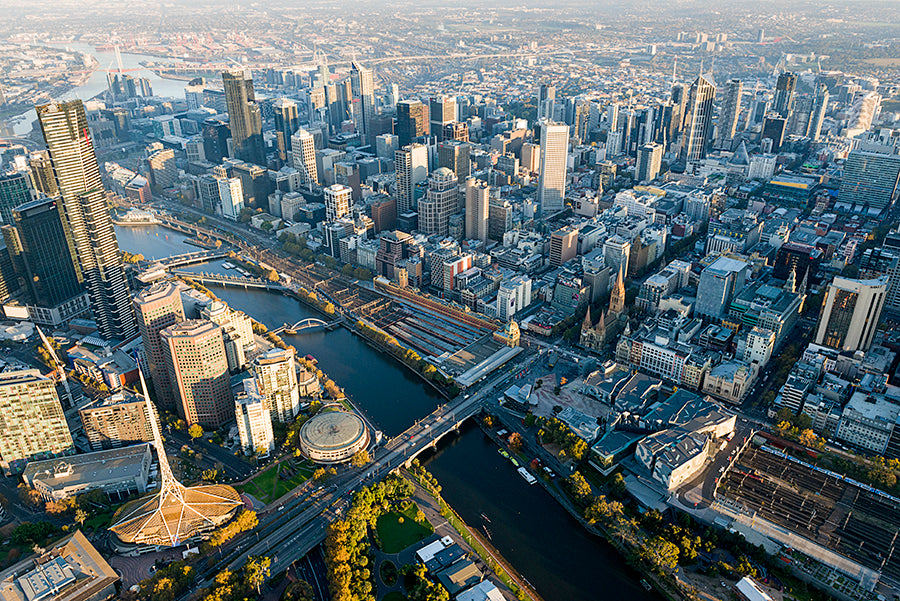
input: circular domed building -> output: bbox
[299,410,369,464]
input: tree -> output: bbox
[566,472,592,500]
[188,424,204,444]
[641,536,680,571]
[74,508,88,529]
[244,555,271,595]
[266,269,279,282]
[351,449,370,468]
[507,432,524,453]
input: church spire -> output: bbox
[610,264,626,314]
[582,306,592,331]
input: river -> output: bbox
[10,43,188,136]
[116,223,657,601]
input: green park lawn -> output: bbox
[376,503,434,553]
[238,459,314,504]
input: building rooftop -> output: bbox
[22,444,151,493]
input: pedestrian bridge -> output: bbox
[170,270,287,292]
[271,317,343,335]
[154,250,227,269]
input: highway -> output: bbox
[183,356,528,593]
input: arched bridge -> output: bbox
[272,316,343,335]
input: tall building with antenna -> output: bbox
[109,366,241,549]
[36,100,136,341]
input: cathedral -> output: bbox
[580,266,629,354]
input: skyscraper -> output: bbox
[12,197,85,314]
[324,183,351,221]
[28,151,57,197]
[161,320,233,427]
[0,369,73,475]
[134,282,185,409]
[679,75,716,165]
[669,83,689,140]
[395,143,429,213]
[235,378,275,456]
[252,347,301,423]
[36,100,136,341]
[808,85,830,141]
[839,151,900,215]
[438,140,471,180]
[273,98,299,162]
[396,100,429,147]
[430,95,457,142]
[774,72,797,118]
[0,172,32,226]
[218,177,244,221]
[418,168,458,237]
[635,143,663,183]
[222,69,265,166]
[538,84,556,121]
[537,120,569,213]
[350,61,375,146]
[716,79,742,148]
[815,276,887,352]
[761,115,787,152]
[465,178,489,243]
[291,128,318,188]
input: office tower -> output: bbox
[218,177,244,221]
[443,122,469,143]
[36,100,136,341]
[273,98,299,162]
[605,103,620,132]
[816,276,887,352]
[696,256,750,320]
[839,151,900,215]
[430,95,456,142]
[488,199,512,241]
[0,369,73,475]
[28,151,57,197]
[438,140,471,180]
[396,100,429,147]
[774,72,797,118]
[161,320,233,427]
[538,84,556,121]
[808,85,829,141]
[197,174,220,214]
[324,183,351,221]
[537,120,569,213]
[291,128,318,188]
[669,83,688,139]
[679,75,716,165]
[235,379,275,456]
[308,87,326,123]
[761,115,787,152]
[202,118,231,164]
[371,197,397,233]
[12,197,84,309]
[134,282,185,409]
[465,178,489,243]
[418,168,458,237]
[350,61,376,146]
[376,134,399,160]
[222,69,265,166]
[0,172,32,226]
[716,79,742,148]
[550,227,578,268]
[147,148,177,189]
[79,392,153,451]
[603,235,631,276]
[521,143,540,173]
[636,143,663,183]
[253,347,301,422]
[395,143,429,213]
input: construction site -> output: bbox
[714,438,900,592]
